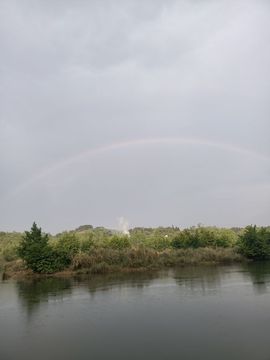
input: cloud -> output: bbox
[0,0,269,232]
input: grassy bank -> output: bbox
[3,247,245,279]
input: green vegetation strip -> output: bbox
[1,223,269,277]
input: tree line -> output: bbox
[1,223,270,274]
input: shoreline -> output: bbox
[2,247,247,280]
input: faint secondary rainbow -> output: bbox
[10,136,270,197]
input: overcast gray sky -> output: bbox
[1,0,269,233]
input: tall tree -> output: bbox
[18,222,54,273]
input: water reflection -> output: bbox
[242,262,270,294]
[80,271,158,295]
[16,277,72,316]
[2,263,270,360]
[15,263,270,318]
[172,266,224,296]
[16,271,159,316]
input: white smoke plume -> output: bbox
[118,217,130,237]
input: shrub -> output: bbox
[171,227,237,249]
[238,225,270,260]
[171,234,185,249]
[2,244,19,261]
[107,235,131,250]
[80,234,94,253]
[145,235,171,250]
[54,232,80,267]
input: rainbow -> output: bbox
[10,136,270,197]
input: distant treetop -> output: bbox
[75,225,93,232]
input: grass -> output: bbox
[71,247,244,275]
[2,247,245,279]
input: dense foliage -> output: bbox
[1,223,269,274]
[53,232,80,268]
[171,227,237,249]
[17,223,57,273]
[17,223,81,273]
[238,225,270,260]
[0,231,21,262]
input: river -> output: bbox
[1,263,270,360]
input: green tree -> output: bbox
[18,222,57,273]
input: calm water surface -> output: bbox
[1,263,270,360]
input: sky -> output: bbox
[0,0,269,233]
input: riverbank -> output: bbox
[2,247,245,280]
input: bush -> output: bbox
[54,233,80,267]
[238,225,270,260]
[80,234,94,253]
[2,244,19,261]
[171,229,201,249]
[107,235,131,250]
[171,227,237,249]
[145,235,171,250]
[171,234,185,249]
